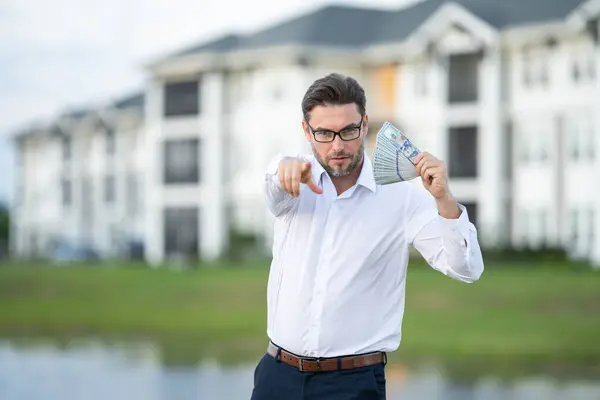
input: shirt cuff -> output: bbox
[437,203,473,245]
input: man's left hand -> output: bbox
[414,152,451,199]
[414,152,461,219]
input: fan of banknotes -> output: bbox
[372,122,421,185]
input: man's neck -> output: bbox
[330,158,364,196]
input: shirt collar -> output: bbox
[357,153,377,193]
[310,151,377,193]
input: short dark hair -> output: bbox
[301,73,366,121]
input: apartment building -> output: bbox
[11,93,146,260]
[11,0,600,266]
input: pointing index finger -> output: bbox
[306,178,323,195]
[301,161,311,174]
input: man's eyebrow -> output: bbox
[313,121,361,131]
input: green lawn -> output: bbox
[0,259,599,377]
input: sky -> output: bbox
[0,0,417,204]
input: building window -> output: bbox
[81,177,94,235]
[62,135,72,161]
[519,209,530,244]
[164,207,199,258]
[106,128,116,155]
[461,202,478,227]
[522,50,532,87]
[520,123,551,163]
[519,126,530,162]
[522,47,550,89]
[127,173,138,216]
[105,175,115,203]
[534,209,548,247]
[448,126,478,178]
[569,117,595,162]
[572,61,581,82]
[61,178,71,206]
[164,80,200,117]
[569,123,580,161]
[571,51,596,83]
[448,53,478,103]
[583,119,595,161]
[163,138,200,184]
[569,209,579,247]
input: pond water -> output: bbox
[1,340,599,400]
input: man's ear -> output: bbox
[362,114,369,138]
[302,119,311,143]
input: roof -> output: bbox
[174,34,242,56]
[171,0,588,59]
[240,5,390,49]
[113,92,144,110]
[375,0,446,43]
[60,108,92,120]
[453,0,585,29]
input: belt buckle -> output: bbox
[298,357,321,372]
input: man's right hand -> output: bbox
[278,157,323,197]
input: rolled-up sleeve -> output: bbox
[263,154,299,218]
[405,182,484,283]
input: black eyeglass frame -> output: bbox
[305,117,364,143]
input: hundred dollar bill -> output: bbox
[372,122,421,184]
[378,122,421,164]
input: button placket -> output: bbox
[307,190,334,354]
[309,197,337,354]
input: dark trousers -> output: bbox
[250,352,387,400]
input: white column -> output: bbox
[144,79,164,266]
[591,26,600,269]
[433,51,448,163]
[72,131,86,245]
[201,72,228,261]
[478,46,504,247]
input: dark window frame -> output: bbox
[164,80,200,117]
[448,126,478,178]
[106,128,116,155]
[163,138,200,185]
[448,53,479,103]
[61,135,72,161]
[163,207,199,258]
[104,175,115,204]
[460,202,478,227]
[61,177,72,206]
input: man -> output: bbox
[251,73,484,400]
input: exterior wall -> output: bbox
[144,73,227,264]
[396,35,505,246]
[509,33,598,257]
[11,111,144,260]
[396,23,598,253]
[478,45,506,247]
[10,8,600,268]
[12,134,63,257]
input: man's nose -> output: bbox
[331,135,344,152]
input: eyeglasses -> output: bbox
[306,117,363,143]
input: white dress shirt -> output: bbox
[262,152,484,358]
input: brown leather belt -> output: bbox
[267,342,386,373]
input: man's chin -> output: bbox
[330,170,351,177]
[328,166,351,177]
